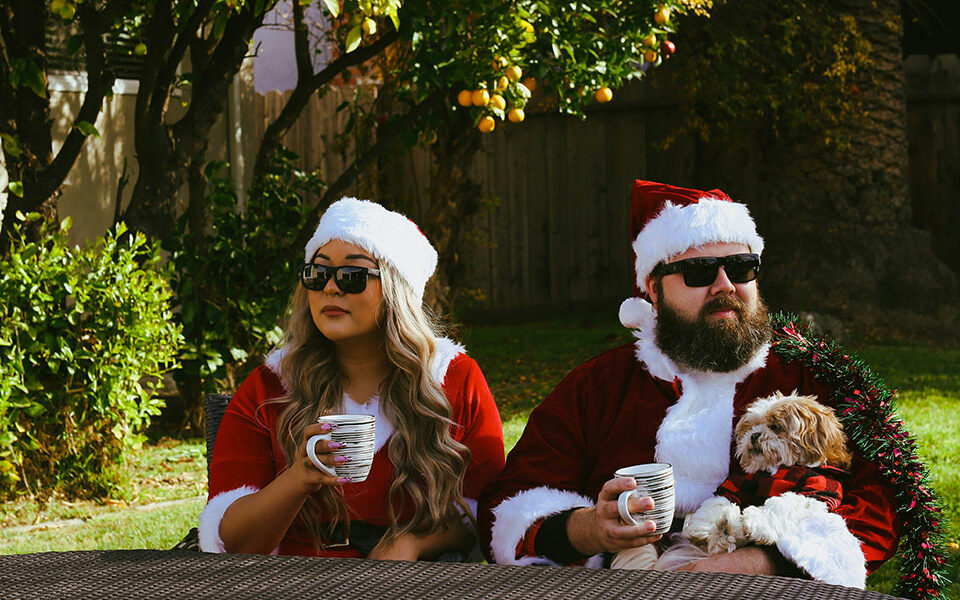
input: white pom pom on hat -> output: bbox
[304,197,438,300]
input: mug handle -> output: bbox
[306,433,337,476]
[617,488,654,526]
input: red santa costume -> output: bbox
[478,181,899,589]
[197,198,505,557]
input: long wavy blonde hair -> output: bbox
[268,259,471,548]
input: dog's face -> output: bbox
[734,391,852,474]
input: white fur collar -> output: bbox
[621,298,770,514]
[263,336,465,390]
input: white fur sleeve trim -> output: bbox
[198,486,279,555]
[489,486,602,568]
[756,493,866,588]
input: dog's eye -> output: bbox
[768,423,782,433]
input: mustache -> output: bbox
[700,295,746,318]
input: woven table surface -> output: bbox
[0,550,904,600]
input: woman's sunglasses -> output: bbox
[301,264,380,294]
[652,253,760,287]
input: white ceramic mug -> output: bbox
[615,463,675,534]
[305,414,376,481]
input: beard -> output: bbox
[655,291,772,373]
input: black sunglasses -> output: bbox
[301,264,381,294]
[652,253,760,287]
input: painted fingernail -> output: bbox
[337,477,352,483]
[320,423,334,432]
[329,441,346,449]
[334,456,351,464]
[645,522,656,533]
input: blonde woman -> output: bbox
[198,198,505,560]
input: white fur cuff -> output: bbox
[489,486,602,567]
[198,486,274,554]
[757,493,866,588]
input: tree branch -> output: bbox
[293,0,311,82]
[292,94,436,250]
[153,0,216,104]
[253,29,400,180]
[37,4,116,201]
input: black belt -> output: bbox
[323,520,388,556]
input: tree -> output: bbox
[656,0,958,326]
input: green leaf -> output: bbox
[65,34,84,56]
[345,25,363,53]
[388,6,399,31]
[76,121,101,138]
[1,133,22,158]
[8,181,24,198]
[322,0,339,18]
[9,58,47,99]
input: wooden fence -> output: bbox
[905,54,960,275]
[256,55,960,317]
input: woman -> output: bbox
[198,198,505,560]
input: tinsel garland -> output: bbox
[771,313,950,600]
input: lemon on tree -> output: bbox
[642,33,656,47]
[595,87,613,103]
[490,94,506,111]
[507,108,524,123]
[644,49,658,63]
[654,5,671,25]
[496,76,509,91]
[457,90,473,106]
[478,116,496,133]
[506,65,522,82]
[472,89,490,107]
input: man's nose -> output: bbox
[709,266,736,294]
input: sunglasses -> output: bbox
[301,264,381,294]
[652,253,760,287]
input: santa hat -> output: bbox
[304,197,438,300]
[619,180,764,329]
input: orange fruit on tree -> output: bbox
[493,56,508,70]
[490,94,506,111]
[521,77,537,93]
[506,65,522,82]
[478,116,496,133]
[595,87,613,103]
[507,108,525,123]
[642,33,656,47]
[457,90,473,106]
[496,76,509,91]
[654,5,671,25]
[644,49,658,63]
[471,89,490,107]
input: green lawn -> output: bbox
[1,317,957,597]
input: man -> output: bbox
[478,180,899,587]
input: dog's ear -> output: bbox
[792,396,852,469]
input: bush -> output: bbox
[0,214,182,499]
[164,149,320,405]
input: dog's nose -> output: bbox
[750,432,760,446]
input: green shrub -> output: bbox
[164,149,320,402]
[0,214,182,499]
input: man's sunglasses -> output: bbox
[652,253,760,287]
[301,264,380,294]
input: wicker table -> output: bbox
[0,550,903,599]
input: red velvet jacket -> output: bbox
[205,352,504,557]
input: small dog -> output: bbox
[682,391,852,555]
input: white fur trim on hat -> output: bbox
[304,197,438,300]
[198,485,279,555]
[489,486,602,568]
[633,198,764,294]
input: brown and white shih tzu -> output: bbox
[682,391,853,556]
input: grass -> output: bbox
[1,316,957,596]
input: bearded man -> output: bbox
[477,180,899,587]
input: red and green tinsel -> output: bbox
[771,313,950,600]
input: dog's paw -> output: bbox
[742,505,777,545]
